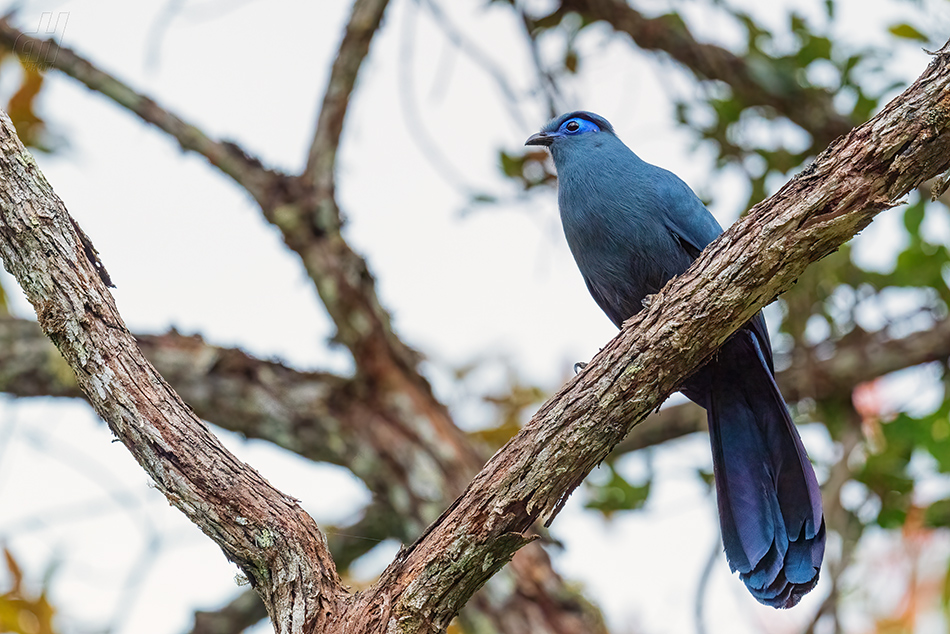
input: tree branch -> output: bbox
[305,0,389,190]
[0,5,459,511]
[0,9,426,388]
[187,590,268,634]
[336,45,950,631]
[541,0,854,147]
[0,19,282,203]
[0,114,346,632]
[615,313,950,453]
[6,300,950,498]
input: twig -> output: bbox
[694,533,720,634]
[0,17,283,204]
[397,0,480,193]
[419,0,528,129]
[304,0,389,192]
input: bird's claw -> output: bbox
[641,294,656,309]
[573,361,588,374]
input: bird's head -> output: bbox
[524,111,615,152]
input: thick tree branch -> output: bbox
[0,114,346,633]
[540,0,854,148]
[334,46,950,632]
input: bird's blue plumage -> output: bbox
[528,111,825,608]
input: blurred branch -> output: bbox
[535,0,854,147]
[615,315,950,454]
[519,9,565,118]
[804,408,865,634]
[325,500,408,570]
[188,590,267,634]
[0,9,426,389]
[0,6,478,509]
[5,302,950,494]
[693,533,719,634]
[0,316,472,527]
[0,18,281,203]
[397,1,480,192]
[419,0,527,129]
[187,590,268,634]
[304,0,388,191]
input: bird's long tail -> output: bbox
[685,330,825,608]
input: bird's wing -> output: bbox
[582,275,628,329]
[652,168,723,255]
[653,167,777,372]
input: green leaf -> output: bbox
[926,498,950,527]
[585,465,651,517]
[499,150,524,179]
[888,23,928,43]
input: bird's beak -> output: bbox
[525,132,554,147]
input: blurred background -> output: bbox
[0,0,948,633]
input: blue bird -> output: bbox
[526,111,825,608]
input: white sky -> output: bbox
[0,1,948,633]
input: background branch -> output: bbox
[537,0,854,148]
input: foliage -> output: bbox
[0,549,58,634]
[583,463,651,517]
[0,54,59,153]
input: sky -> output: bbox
[0,1,948,633]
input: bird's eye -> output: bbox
[566,120,580,132]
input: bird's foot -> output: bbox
[641,294,656,309]
[573,361,588,374]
